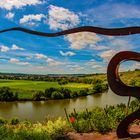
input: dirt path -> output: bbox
[67,126,140,140]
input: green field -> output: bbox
[0,70,139,100]
[0,79,93,99]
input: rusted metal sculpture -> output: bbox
[0,26,140,138]
[107,51,140,138]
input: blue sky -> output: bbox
[0,0,140,74]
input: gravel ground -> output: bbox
[67,125,140,140]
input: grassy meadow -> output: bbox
[0,79,93,99]
[0,69,139,100]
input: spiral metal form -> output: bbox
[0,26,140,138]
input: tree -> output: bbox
[93,83,103,93]
[0,87,15,101]
[59,87,70,98]
[44,88,56,98]
[58,79,68,85]
[51,91,64,99]
[33,91,43,101]
[70,91,78,98]
[78,89,87,96]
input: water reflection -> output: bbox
[0,89,130,122]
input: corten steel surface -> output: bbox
[107,51,140,138]
[0,26,140,138]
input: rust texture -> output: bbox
[0,26,140,138]
[0,26,140,37]
[107,51,140,138]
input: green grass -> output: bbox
[0,79,92,99]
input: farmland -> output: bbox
[0,79,93,99]
[0,69,139,100]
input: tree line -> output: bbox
[33,82,108,100]
[0,73,107,84]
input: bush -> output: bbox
[0,117,7,125]
[93,83,108,94]
[0,87,18,101]
[59,88,70,98]
[93,83,103,93]
[44,88,56,98]
[58,80,68,85]
[10,118,19,125]
[70,91,78,98]
[33,91,43,101]
[78,89,87,96]
[14,92,18,100]
[51,91,64,99]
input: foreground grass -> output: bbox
[0,117,69,140]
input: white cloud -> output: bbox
[0,0,43,10]
[35,53,47,59]
[92,64,102,69]
[0,44,25,52]
[93,45,109,50]
[48,5,80,30]
[129,62,140,71]
[67,64,84,72]
[5,12,14,19]
[11,44,25,51]
[86,60,97,67]
[0,45,10,52]
[46,57,64,66]
[135,62,140,67]
[46,58,54,63]
[59,51,76,56]
[111,39,133,50]
[10,58,30,65]
[20,14,45,25]
[65,32,101,50]
[100,50,117,61]
[119,61,140,72]
[85,3,140,26]
[86,60,103,70]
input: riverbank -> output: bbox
[67,126,140,140]
[0,90,131,121]
[0,99,139,140]
[0,80,108,101]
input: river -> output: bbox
[0,89,132,122]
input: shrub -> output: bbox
[58,80,68,85]
[14,92,18,100]
[0,87,17,101]
[78,89,87,96]
[70,91,78,98]
[10,118,19,125]
[0,117,7,125]
[33,91,43,101]
[45,117,68,138]
[59,88,70,98]
[44,88,56,98]
[51,91,64,99]
[93,83,103,93]
[93,83,108,93]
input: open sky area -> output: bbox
[0,0,140,74]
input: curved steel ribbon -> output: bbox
[0,26,140,37]
[0,26,140,138]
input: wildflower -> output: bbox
[69,116,76,124]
